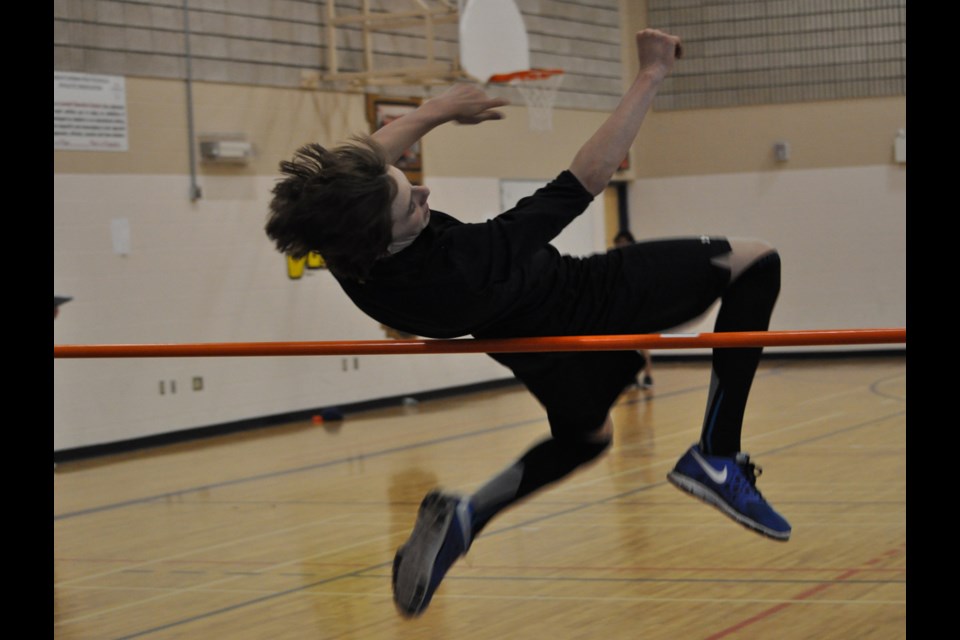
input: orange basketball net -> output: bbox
[53,328,905,359]
[488,68,564,132]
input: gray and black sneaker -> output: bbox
[392,490,473,617]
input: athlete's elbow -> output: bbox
[568,165,608,196]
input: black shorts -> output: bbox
[489,236,732,438]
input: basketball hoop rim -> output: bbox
[487,68,564,84]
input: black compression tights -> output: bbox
[468,435,611,537]
[700,250,781,456]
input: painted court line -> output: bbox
[86,407,903,638]
[54,380,708,521]
[54,417,546,520]
[704,545,906,640]
[57,367,904,637]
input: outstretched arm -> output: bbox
[371,83,509,165]
[569,29,682,196]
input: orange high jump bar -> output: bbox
[53,328,905,359]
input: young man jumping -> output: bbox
[266,29,790,618]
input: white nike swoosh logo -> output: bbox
[691,448,727,484]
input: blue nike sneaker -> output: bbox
[392,490,473,617]
[667,444,791,541]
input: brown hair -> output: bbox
[266,137,396,281]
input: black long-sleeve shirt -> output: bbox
[332,170,732,434]
[335,170,595,340]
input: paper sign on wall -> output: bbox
[54,72,128,151]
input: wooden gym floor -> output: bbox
[54,354,906,639]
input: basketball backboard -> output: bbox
[459,0,530,82]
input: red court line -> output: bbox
[53,328,906,359]
[704,544,905,640]
[457,562,904,575]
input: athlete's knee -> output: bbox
[570,438,612,466]
[740,248,780,295]
[714,237,778,283]
[553,429,612,467]
[714,247,780,332]
[590,415,614,442]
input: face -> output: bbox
[388,165,431,243]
